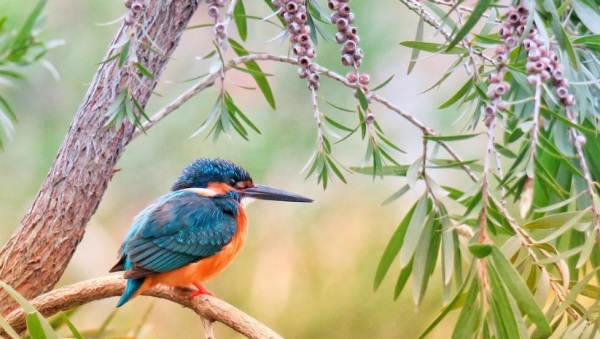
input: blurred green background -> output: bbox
[0,1,470,338]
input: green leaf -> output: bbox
[572,0,600,34]
[488,264,526,339]
[8,0,47,56]
[407,15,424,75]
[523,210,592,230]
[400,41,468,55]
[419,264,475,338]
[59,312,84,339]
[452,279,480,339]
[438,78,473,109]
[228,39,276,109]
[423,133,481,141]
[233,0,248,41]
[394,259,413,300]
[446,0,491,51]
[134,62,154,79]
[412,214,440,306]
[356,87,368,111]
[490,247,552,335]
[399,195,429,268]
[373,199,420,290]
[468,243,492,258]
[371,74,395,92]
[381,184,410,205]
[351,165,409,176]
[230,65,273,77]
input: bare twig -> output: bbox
[4,275,282,339]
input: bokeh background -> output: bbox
[0,1,472,338]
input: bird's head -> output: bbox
[171,158,313,203]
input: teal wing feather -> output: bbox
[113,190,239,279]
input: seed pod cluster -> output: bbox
[206,0,227,41]
[273,0,320,90]
[328,0,368,91]
[124,0,145,26]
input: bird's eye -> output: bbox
[228,179,237,186]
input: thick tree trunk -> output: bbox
[0,0,201,314]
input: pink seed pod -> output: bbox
[505,36,517,48]
[298,34,310,45]
[563,95,575,106]
[347,13,355,24]
[487,86,497,99]
[353,48,364,60]
[288,22,300,34]
[336,17,348,30]
[528,49,541,61]
[359,73,370,85]
[306,48,316,58]
[339,4,351,16]
[523,39,537,51]
[299,25,311,35]
[335,32,347,44]
[346,72,358,83]
[330,12,340,25]
[208,5,219,18]
[309,73,320,84]
[540,70,550,82]
[484,105,495,115]
[124,13,135,25]
[495,44,507,55]
[292,45,306,56]
[341,54,354,66]
[125,0,132,8]
[365,113,375,124]
[294,12,307,24]
[495,82,510,96]
[527,74,538,85]
[556,86,569,99]
[489,73,501,84]
[130,1,144,13]
[516,5,528,16]
[516,25,525,36]
[508,13,519,24]
[497,100,508,111]
[285,2,298,13]
[298,68,308,78]
[538,45,548,57]
[299,56,311,67]
[328,0,341,10]
[343,40,357,53]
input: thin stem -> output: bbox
[565,107,600,244]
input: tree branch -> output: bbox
[4,275,282,339]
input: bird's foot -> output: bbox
[190,282,214,297]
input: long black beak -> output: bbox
[243,184,313,203]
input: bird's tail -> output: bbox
[117,277,144,307]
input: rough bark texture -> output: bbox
[0,0,201,314]
[4,276,283,339]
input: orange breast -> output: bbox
[135,206,248,296]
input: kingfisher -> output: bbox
[110,158,313,307]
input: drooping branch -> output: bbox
[4,275,282,339]
[0,0,201,314]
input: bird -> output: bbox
[110,158,313,307]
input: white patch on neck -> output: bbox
[183,187,218,197]
[241,197,256,207]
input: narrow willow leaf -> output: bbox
[8,0,47,54]
[490,248,551,335]
[572,1,600,34]
[407,16,424,75]
[134,62,154,79]
[534,210,589,243]
[59,312,84,339]
[406,157,422,189]
[371,74,395,92]
[351,165,409,176]
[374,201,419,290]
[568,280,600,299]
[228,39,276,109]
[355,87,368,111]
[230,65,273,77]
[419,264,474,338]
[438,78,473,109]
[439,207,454,286]
[0,281,36,313]
[523,210,592,229]
[233,0,248,41]
[381,184,411,205]
[451,279,480,339]
[553,268,598,317]
[446,0,491,51]
[0,313,20,339]
[534,191,585,213]
[488,265,522,339]
[412,213,437,306]
[576,230,597,268]
[394,259,413,300]
[424,133,481,141]
[399,195,429,268]
[400,41,468,55]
